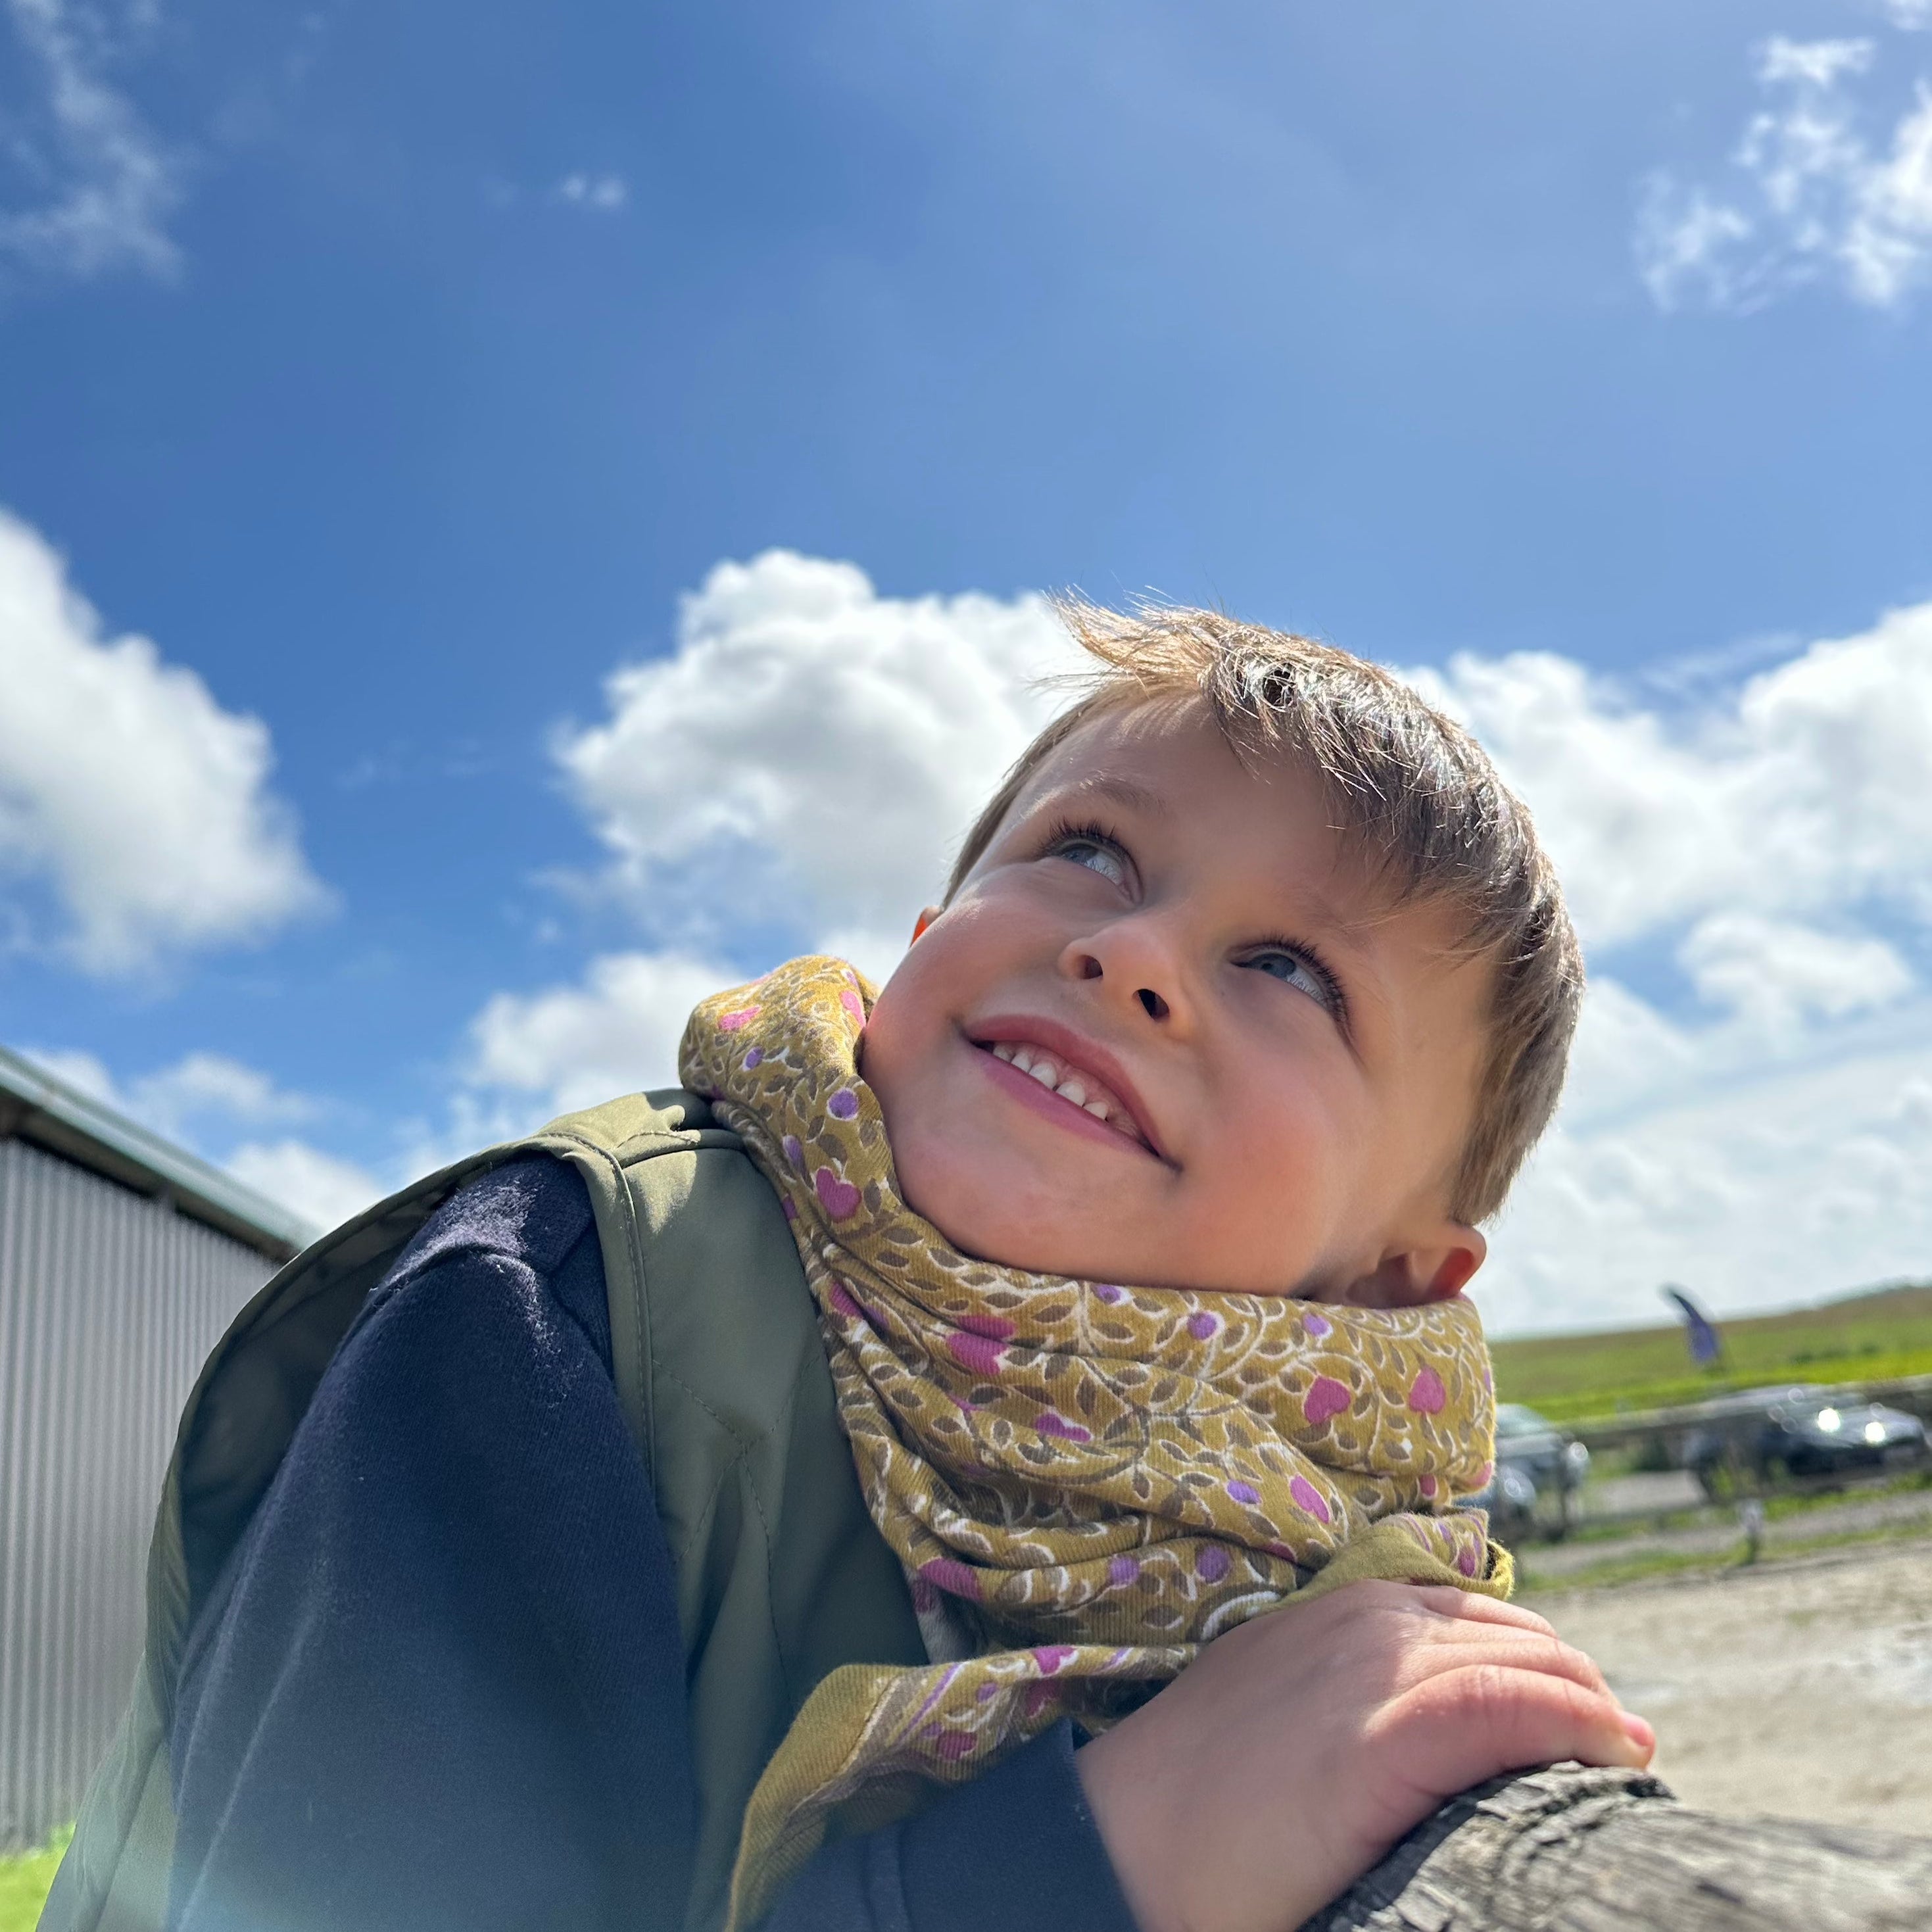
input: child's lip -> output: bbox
[965,1015,1172,1165]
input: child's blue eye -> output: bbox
[1244,947,1341,1015]
[1048,834,1130,887]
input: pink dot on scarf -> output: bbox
[840,988,866,1025]
[717,1006,760,1032]
[1033,1645,1076,1675]
[920,1558,982,1601]
[1303,1376,1351,1427]
[1187,1311,1219,1341]
[1037,1411,1092,1443]
[1457,1543,1480,1578]
[957,1313,1016,1340]
[1290,1476,1332,1524]
[827,1088,859,1119]
[1472,1461,1493,1489]
[1408,1367,1447,1414]
[934,1730,977,1760]
[1107,1555,1140,1586]
[1196,1545,1232,1582]
[813,1167,862,1219]
[828,1281,863,1321]
[1302,1312,1332,1338]
[1226,1480,1260,1505]
[1417,1472,1439,1499]
[947,1332,1007,1376]
[1023,1681,1058,1718]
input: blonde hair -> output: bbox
[944,600,1583,1224]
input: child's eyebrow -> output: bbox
[1036,775,1172,820]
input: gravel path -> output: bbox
[1526,1539,1932,1834]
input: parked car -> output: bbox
[1469,1460,1540,1542]
[1493,1403,1592,1498]
[1683,1384,1929,1494]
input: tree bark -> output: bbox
[1307,1766,1932,1932]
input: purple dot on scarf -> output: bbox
[1226,1480,1260,1506]
[742,1047,763,1069]
[782,1134,804,1168]
[1290,1476,1332,1524]
[1094,1282,1125,1304]
[1107,1555,1140,1587]
[1187,1311,1219,1341]
[1302,1312,1332,1338]
[1195,1545,1232,1582]
[827,1088,859,1119]
[1457,1543,1480,1578]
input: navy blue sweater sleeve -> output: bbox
[166,1157,1136,1932]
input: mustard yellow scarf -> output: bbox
[679,957,1507,1925]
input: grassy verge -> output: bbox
[0,1825,68,1932]
[1489,1281,1932,1424]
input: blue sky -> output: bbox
[5,0,1932,1332]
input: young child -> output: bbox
[46,604,1649,1932]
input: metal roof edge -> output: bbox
[0,1042,320,1261]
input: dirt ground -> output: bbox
[1527,1539,1932,1835]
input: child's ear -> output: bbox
[1340,1223,1486,1309]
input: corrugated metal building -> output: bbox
[0,1046,314,1852]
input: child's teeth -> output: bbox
[1026,1060,1057,1088]
[992,1042,1017,1063]
[1057,1080,1087,1107]
[1084,1099,1109,1120]
[1011,1048,1034,1072]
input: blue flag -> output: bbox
[1661,1284,1723,1366]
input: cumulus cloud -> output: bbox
[225,1138,381,1234]
[0,0,182,281]
[1409,599,1932,949]
[0,509,327,973]
[1637,34,1932,312]
[554,549,1081,950]
[468,948,737,1118]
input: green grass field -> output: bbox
[0,1825,67,1932]
[1491,1281,1932,1424]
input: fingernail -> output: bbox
[1622,1713,1655,1752]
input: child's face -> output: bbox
[860,701,1495,1305]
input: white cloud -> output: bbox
[554,172,627,211]
[226,1138,381,1234]
[1409,599,1932,950]
[1883,0,1932,30]
[1679,912,1912,1030]
[0,0,182,281]
[554,549,1080,949]
[1637,35,1932,312]
[0,508,327,973]
[468,948,737,1118]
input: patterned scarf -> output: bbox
[678,956,1507,1926]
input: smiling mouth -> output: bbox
[978,1040,1153,1151]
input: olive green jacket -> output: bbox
[39,1090,926,1932]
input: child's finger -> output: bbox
[1384,1660,1655,1804]
[1391,1585,1559,1638]
[1397,1628,1614,1701]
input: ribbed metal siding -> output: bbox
[1,1138,274,1850]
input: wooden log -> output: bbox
[1307,1765,1932,1931]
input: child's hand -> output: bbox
[1076,1580,1653,1932]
